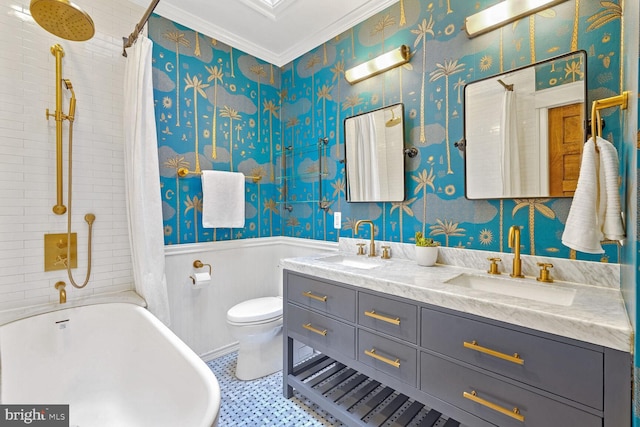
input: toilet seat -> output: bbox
[227,296,282,324]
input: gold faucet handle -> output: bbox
[356,243,366,255]
[487,257,501,275]
[536,263,554,283]
[381,246,391,259]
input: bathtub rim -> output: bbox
[0,290,146,327]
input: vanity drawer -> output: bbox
[358,292,417,343]
[358,329,417,387]
[287,303,355,359]
[420,351,600,427]
[287,273,356,322]
[420,307,603,410]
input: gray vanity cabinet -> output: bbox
[357,329,418,386]
[283,270,631,427]
[357,291,418,343]
[287,272,356,322]
[287,303,355,359]
[420,307,603,410]
[420,351,601,427]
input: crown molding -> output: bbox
[273,0,398,66]
[145,0,399,67]
[155,1,282,64]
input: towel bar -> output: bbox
[177,167,262,183]
[591,92,630,146]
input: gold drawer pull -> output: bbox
[364,310,401,325]
[303,291,328,302]
[463,340,524,365]
[364,348,401,368]
[463,390,525,422]
[302,323,327,336]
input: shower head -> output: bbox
[63,78,76,120]
[30,0,95,42]
[385,110,401,127]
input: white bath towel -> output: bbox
[201,170,245,228]
[597,137,625,241]
[561,138,604,253]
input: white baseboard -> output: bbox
[200,342,239,362]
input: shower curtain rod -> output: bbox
[122,0,161,57]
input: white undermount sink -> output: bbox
[319,254,381,270]
[445,273,576,307]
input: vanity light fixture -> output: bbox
[464,0,569,38]
[345,45,411,85]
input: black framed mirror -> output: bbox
[344,103,406,202]
[463,50,587,200]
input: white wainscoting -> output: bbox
[164,237,337,360]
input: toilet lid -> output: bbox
[227,296,283,323]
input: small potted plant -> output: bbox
[415,232,440,267]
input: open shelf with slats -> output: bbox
[289,353,462,427]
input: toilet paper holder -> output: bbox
[190,259,212,284]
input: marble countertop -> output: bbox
[281,246,632,353]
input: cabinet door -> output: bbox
[421,307,603,409]
[358,292,418,343]
[421,351,601,427]
[287,303,355,359]
[287,273,356,322]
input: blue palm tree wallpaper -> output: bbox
[149,16,282,244]
[149,0,624,263]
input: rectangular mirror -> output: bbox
[463,50,587,199]
[344,103,406,202]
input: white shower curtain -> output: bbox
[123,35,171,325]
[501,90,522,197]
[350,114,380,200]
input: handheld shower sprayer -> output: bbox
[63,79,76,121]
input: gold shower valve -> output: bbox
[44,233,77,271]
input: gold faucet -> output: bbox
[508,226,524,278]
[354,220,376,257]
[55,281,67,304]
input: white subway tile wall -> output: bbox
[0,0,144,310]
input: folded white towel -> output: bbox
[201,170,245,228]
[561,138,604,253]
[597,136,625,241]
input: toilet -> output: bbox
[226,296,283,380]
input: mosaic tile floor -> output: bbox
[206,351,344,427]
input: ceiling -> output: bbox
[131,0,399,67]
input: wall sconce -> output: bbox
[345,45,411,85]
[464,0,569,38]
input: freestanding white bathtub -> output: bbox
[0,302,220,427]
